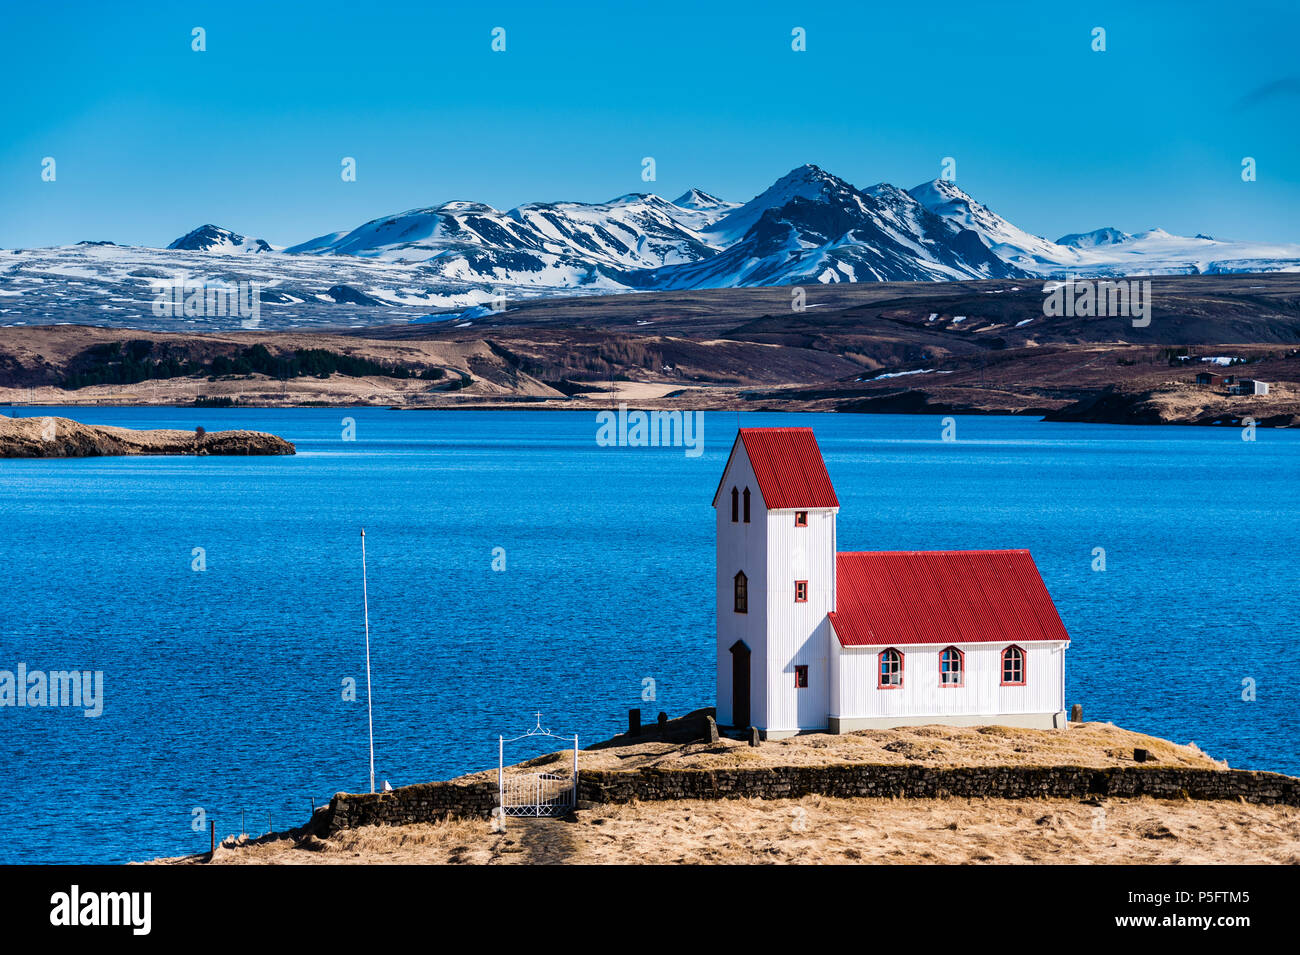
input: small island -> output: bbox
[151,719,1300,866]
[0,413,295,458]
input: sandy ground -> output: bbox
[166,795,1300,865]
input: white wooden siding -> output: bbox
[762,507,836,732]
[831,640,1066,720]
[714,446,768,727]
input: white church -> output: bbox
[713,428,1071,739]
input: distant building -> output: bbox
[1195,371,1225,387]
[1229,379,1269,395]
[713,428,1070,739]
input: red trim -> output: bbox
[1000,645,1026,686]
[794,665,809,689]
[939,646,965,688]
[877,648,904,689]
[795,511,808,527]
[794,580,808,603]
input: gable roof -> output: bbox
[712,428,839,510]
[829,550,1070,647]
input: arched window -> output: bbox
[878,648,903,688]
[940,646,964,687]
[730,487,739,523]
[1001,645,1025,686]
[742,487,751,523]
[734,571,748,614]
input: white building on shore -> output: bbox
[713,428,1071,739]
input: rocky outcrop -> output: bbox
[1045,385,1299,427]
[0,414,295,457]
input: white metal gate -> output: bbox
[498,713,578,818]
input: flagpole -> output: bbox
[361,528,375,794]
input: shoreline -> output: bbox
[0,411,295,457]
[2,398,1295,429]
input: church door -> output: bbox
[730,640,751,729]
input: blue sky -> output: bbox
[2,0,1297,248]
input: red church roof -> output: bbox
[714,428,840,510]
[829,550,1071,647]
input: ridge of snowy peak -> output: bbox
[505,194,718,268]
[908,178,1075,268]
[673,187,729,210]
[605,192,673,207]
[166,224,271,253]
[434,200,499,214]
[282,189,718,271]
[1056,227,1131,248]
[705,164,860,243]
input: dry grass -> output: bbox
[150,723,1284,865]
[164,795,1300,866]
[449,722,1226,785]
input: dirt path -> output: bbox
[510,816,581,865]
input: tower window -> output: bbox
[795,511,808,527]
[794,665,809,689]
[734,571,748,614]
[794,580,807,602]
[742,487,751,523]
[878,648,903,688]
[1001,645,1025,686]
[730,487,739,523]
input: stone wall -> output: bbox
[318,780,500,833]
[576,764,1300,806]
[315,763,1300,834]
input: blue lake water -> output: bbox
[0,407,1296,863]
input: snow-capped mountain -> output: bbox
[1057,227,1130,249]
[667,189,739,232]
[910,178,1300,278]
[3,164,1299,330]
[908,179,1075,270]
[634,166,1024,288]
[271,165,1300,287]
[167,224,272,253]
[288,193,719,271]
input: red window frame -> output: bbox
[878,648,903,689]
[939,646,964,688]
[795,511,808,527]
[794,580,808,602]
[1000,645,1026,686]
[794,665,809,689]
